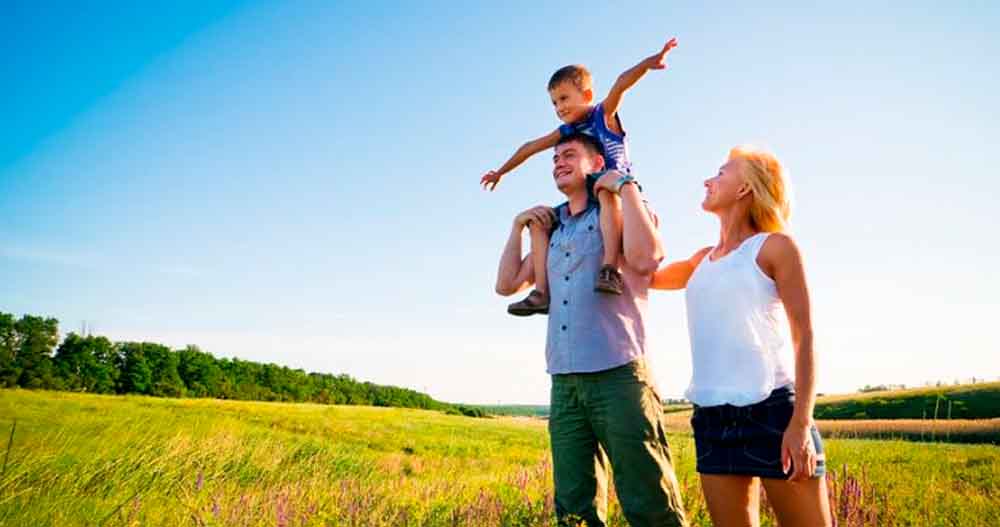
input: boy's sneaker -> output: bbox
[507,290,549,316]
[594,265,624,295]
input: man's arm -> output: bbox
[593,172,664,274]
[495,206,555,295]
[481,129,562,191]
[618,183,664,274]
[650,247,712,290]
[601,37,677,133]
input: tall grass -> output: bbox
[1,389,997,526]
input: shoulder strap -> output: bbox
[745,232,772,260]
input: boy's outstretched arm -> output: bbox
[601,37,677,132]
[481,129,562,191]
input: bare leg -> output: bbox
[760,476,832,527]
[507,221,552,316]
[596,189,622,268]
[700,474,760,527]
[529,221,549,298]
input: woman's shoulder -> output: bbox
[756,232,802,278]
[759,232,798,255]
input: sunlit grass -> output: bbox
[1,389,997,526]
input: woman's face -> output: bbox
[702,158,747,212]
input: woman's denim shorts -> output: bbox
[691,386,826,479]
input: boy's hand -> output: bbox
[644,37,677,70]
[592,170,624,195]
[514,206,556,230]
[481,170,503,191]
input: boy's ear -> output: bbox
[583,88,594,103]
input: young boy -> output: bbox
[482,38,677,316]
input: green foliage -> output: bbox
[53,334,117,393]
[13,315,59,389]
[816,383,1000,420]
[0,313,19,387]
[0,311,460,414]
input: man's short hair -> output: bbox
[557,132,604,159]
[548,64,593,92]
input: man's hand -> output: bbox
[514,205,556,231]
[481,170,503,191]
[781,420,818,481]
[643,37,678,70]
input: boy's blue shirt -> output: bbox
[558,102,631,174]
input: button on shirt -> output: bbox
[545,199,655,374]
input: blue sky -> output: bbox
[2,1,998,404]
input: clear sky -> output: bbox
[3,1,998,404]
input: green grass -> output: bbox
[1,389,997,526]
[815,381,1000,420]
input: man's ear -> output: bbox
[592,152,606,171]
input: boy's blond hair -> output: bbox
[548,65,593,92]
[729,146,791,233]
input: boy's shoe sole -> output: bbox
[507,290,550,316]
[594,265,624,295]
[507,304,549,316]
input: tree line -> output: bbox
[0,312,486,416]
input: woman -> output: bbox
[652,147,831,526]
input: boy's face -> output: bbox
[549,82,593,124]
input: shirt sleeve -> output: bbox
[558,123,575,137]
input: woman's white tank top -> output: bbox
[684,232,794,407]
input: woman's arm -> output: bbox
[759,233,817,481]
[650,247,712,290]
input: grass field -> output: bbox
[817,418,1000,444]
[1,389,997,526]
[814,381,1000,420]
[658,411,1000,445]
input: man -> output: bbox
[494,132,687,527]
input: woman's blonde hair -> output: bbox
[729,146,791,233]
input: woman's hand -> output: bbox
[781,419,817,481]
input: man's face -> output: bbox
[552,141,602,192]
[549,82,593,124]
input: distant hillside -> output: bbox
[472,404,549,417]
[472,402,693,418]
[815,382,1000,420]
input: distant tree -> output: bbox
[177,345,224,397]
[53,333,117,393]
[1,310,462,414]
[117,342,153,394]
[14,315,59,389]
[142,343,185,397]
[0,313,20,387]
